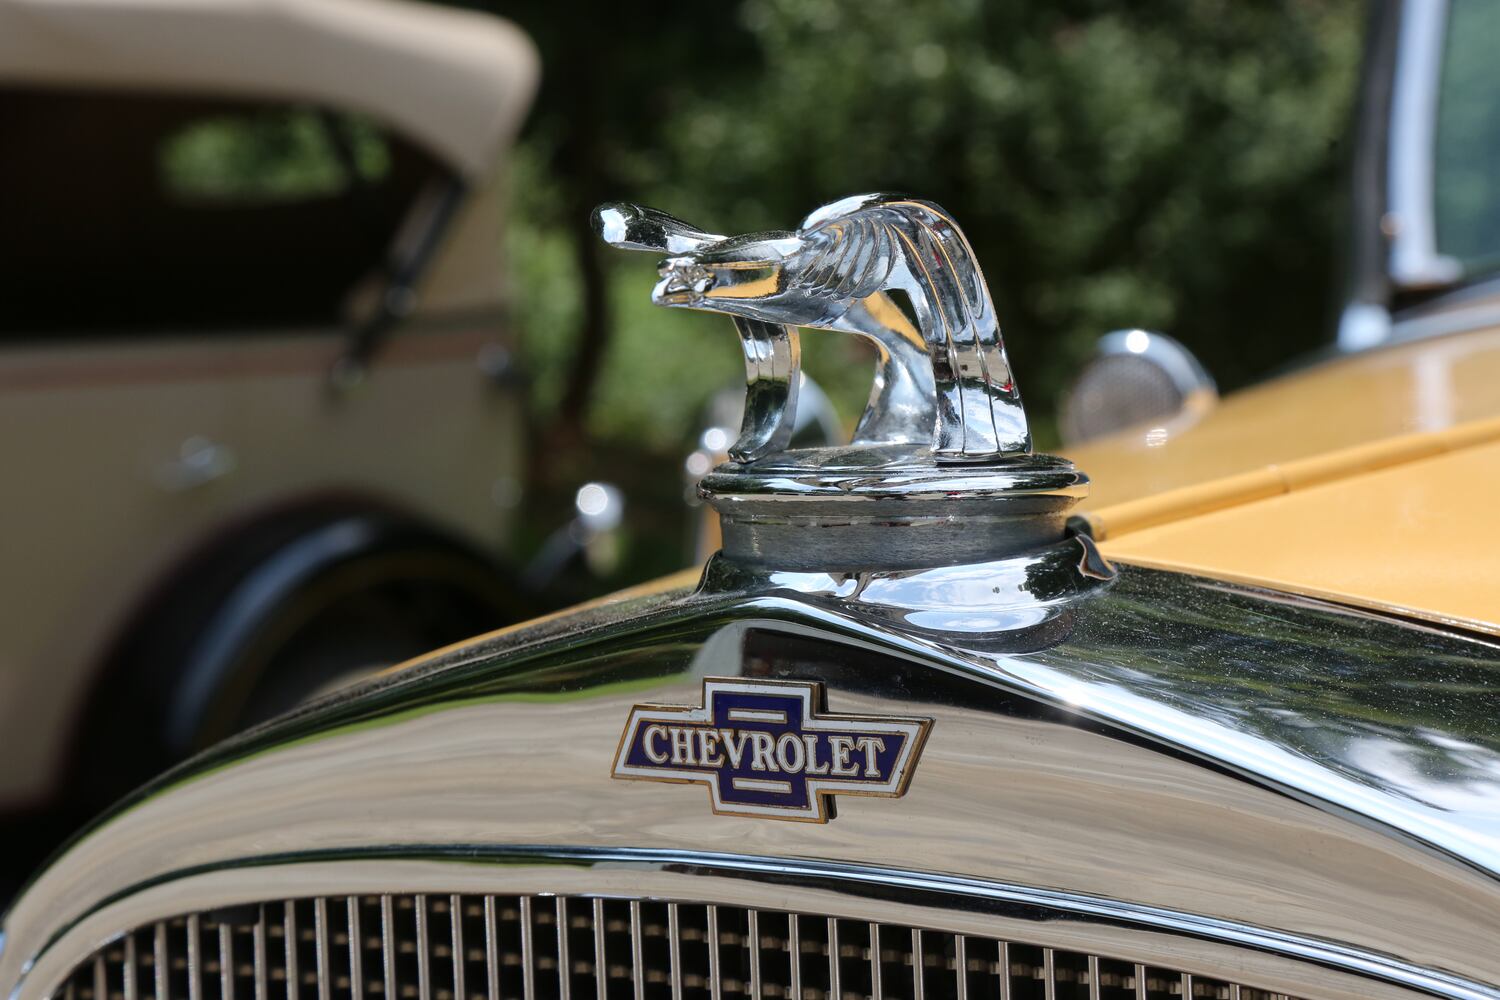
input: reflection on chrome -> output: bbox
[5,565,1500,999]
[1059,329,1217,446]
[596,195,1028,463]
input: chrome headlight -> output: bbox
[1059,329,1217,445]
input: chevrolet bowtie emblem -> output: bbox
[612,678,931,822]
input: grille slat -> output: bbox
[347,899,363,1000]
[629,901,645,1000]
[124,925,139,1000]
[826,920,840,1000]
[746,912,760,1000]
[449,897,465,1000]
[54,895,1311,1000]
[414,896,430,1000]
[666,905,684,1000]
[706,907,722,1000]
[252,908,267,1000]
[312,901,329,1000]
[520,897,535,1000]
[557,899,572,1000]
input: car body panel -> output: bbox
[1096,431,1500,635]
[0,0,536,812]
[1067,324,1500,515]
[1067,325,1500,633]
[0,323,523,806]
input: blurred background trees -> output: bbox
[477,0,1366,575]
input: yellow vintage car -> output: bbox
[2,2,1498,1000]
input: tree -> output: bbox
[495,0,1365,453]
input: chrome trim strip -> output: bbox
[15,842,1500,1000]
[19,849,1493,1000]
[1388,0,1462,289]
[1391,282,1500,345]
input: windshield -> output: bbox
[1,88,448,336]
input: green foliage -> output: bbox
[160,110,389,202]
[501,0,1366,452]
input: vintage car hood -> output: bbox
[7,193,1498,1000]
[4,561,1499,998]
[1068,326,1500,634]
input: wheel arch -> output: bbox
[68,493,534,812]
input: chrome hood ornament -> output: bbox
[595,194,1026,461]
[595,193,1088,572]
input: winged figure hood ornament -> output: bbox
[595,193,1089,572]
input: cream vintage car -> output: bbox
[0,0,538,871]
[2,1,1498,999]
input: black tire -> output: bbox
[73,508,536,813]
[191,542,531,746]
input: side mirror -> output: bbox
[1059,329,1216,446]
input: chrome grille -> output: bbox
[53,895,1305,1000]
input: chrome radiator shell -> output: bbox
[49,890,1313,1000]
[5,565,1500,1000]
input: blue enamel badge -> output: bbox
[612,678,931,822]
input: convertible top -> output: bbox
[0,0,538,180]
